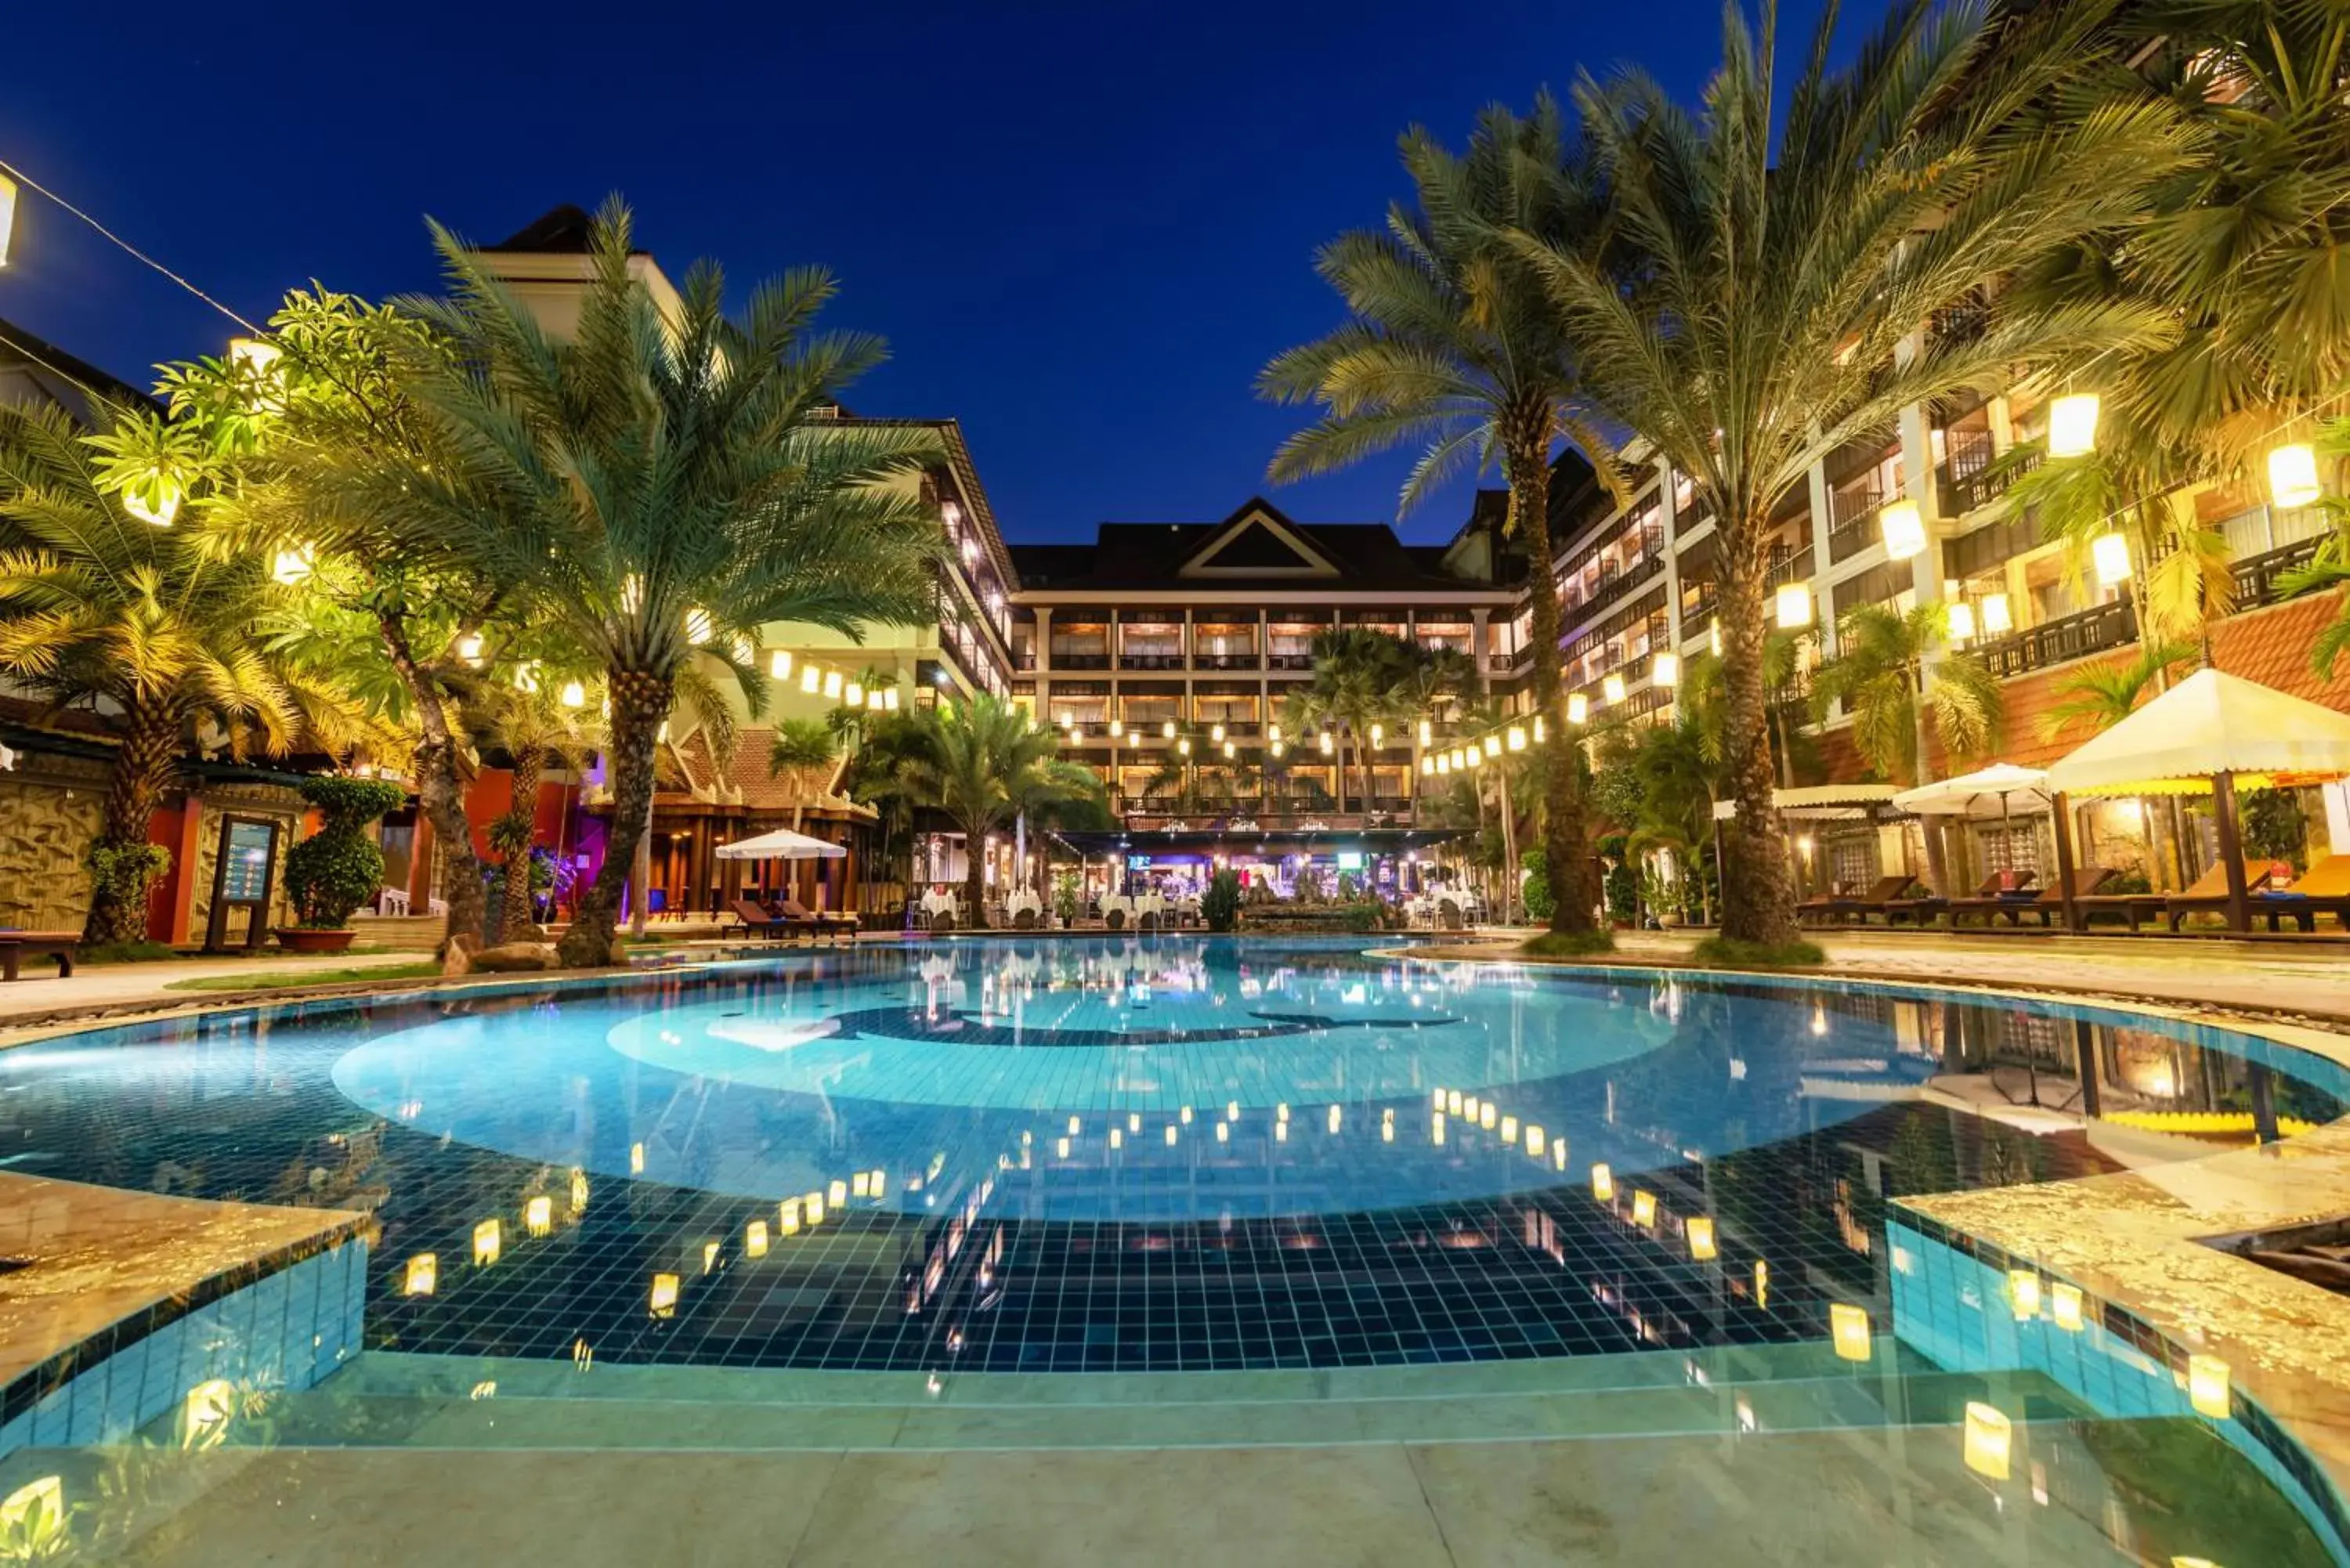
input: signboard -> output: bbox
[1126,854,1153,870]
[1336,851,1365,872]
[204,815,281,952]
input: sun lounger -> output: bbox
[2164,859,2290,932]
[780,898,857,944]
[2251,854,2350,933]
[725,899,794,941]
[1815,875,1919,925]
[1886,869,2034,927]
[0,930,79,981]
[1949,867,2113,927]
[1795,881,1851,923]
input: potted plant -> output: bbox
[280,775,407,952]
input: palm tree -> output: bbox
[1516,0,2196,943]
[1260,99,1621,936]
[2040,638,2198,742]
[889,693,1097,926]
[1283,629,1417,815]
[475,679,602,942]
[1809,605,2001,789]
[0,403,378,943]
[767,719,839,832]
[356,200,941,966]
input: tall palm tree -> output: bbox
[767,719,839,832]
[0,403,380,943]
[889,693,1098,926]
[1517,0,2196,943]
[1260,99,1622,935]
[475,678,602,942]
[1281,629,1419,815]
[352,200,941,966]
[2039,638,2198,742]
[1809,605,2001,789]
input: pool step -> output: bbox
[166,1353,2080,1453]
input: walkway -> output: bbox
[0,949,432,1034]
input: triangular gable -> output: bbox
[1180,500,1340,579]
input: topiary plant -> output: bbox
[284,775,407,929]
[1202,869,1242,932]
[1520,847,1554,923]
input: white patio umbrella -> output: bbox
[714,827,847,862]
[1890,763,2051,820]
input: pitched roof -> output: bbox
[481,204,649,257]
[1010,497,1502,594]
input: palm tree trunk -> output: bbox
[82,703,183,946]
[496,746,548,944]
[1716,532,1799,945]
[561,670,670,966]
[379,613,488,957]
[1509,439,1596,934]
[1911,665,1948,896]
[961,817,989,929]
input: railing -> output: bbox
[1119,652,1185,670]
[2232,535,2325,606]
[1766,546,1816,587]
[1826,486,1892,564]
[1936,431,2036,517]
[1975,598,2138,679]
[1267,651,1314,670]
[1050,650,1111,670]
[1565,553,1665,627]
[1195,652,1260,670]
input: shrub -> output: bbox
[1520,848,1555,923]
[86,840,172,922]
[284,776,406,929]
[1603,862,1640,925]
[1338,899,1382,933]
[1202,869,1242,932]
[1690,935,1826,969]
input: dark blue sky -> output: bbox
[0,0,1833,546]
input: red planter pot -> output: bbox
[274,927,357,955]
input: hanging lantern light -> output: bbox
[1368,723,1383,747]
[1567,693,1589,725]
[800,663,822,695]
[1177,737,1191,757]
[1710,622,1724,658]
[2269,442,2322,509]
[1271,740,1285,758]
[866,688,885,711]
[559,680,588,710]
[1318,731,1334,754]
[1421,756,1437,776]
[1108,718,1123,738]
[1603,671,1627,706]
[1830,1302,1873,1362]
[884,687,900,711]
[1962,1403,2012,1480]
[1162,719,1177,739]
[1222,740,1235,759]
[768,649,794,680]
[1210,722,1225,742]
[1775,582,1813,629]
[1267,722,1282,743]
[1531,715,1546,744]
[514,663,540,695]
[1417,718,1432,746]
[844,680,864,707]
[1590,1163,1614,1201]
[457,632,485,666]
[1878,499,1926,561]
[270,547,313,585]
[2092,532,2131,587]
[1506,725,1527,752]
[1979,593,2012,635]
[0,173,16,268]
[1435,753,1450,775]
[403,1253,438,1296]
[819,670,841,700]
[1480,734,1499,759]
[2048,392,2101,457]
[1944,601,1976,641]
[1687,1216,1717,1261]
[1652,651,1680,688]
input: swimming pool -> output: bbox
[4,935,2343,1375]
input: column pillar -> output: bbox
[1471,609,1492,695]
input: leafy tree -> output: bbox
[0,403,379,942]
[1278,628,1422,815]
[1261,99,1619,935]
[284,776,407,929]
[1515,0,2195,942]
[1202,869,1243,932]
[2039,638,2197,741]
[1808,605,2001,786]
[474,680,602,941]
[767,719,840,832]
[352,200,942,965]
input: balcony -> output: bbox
[1119,650,1185,672]
[1267,649,1314,671]
[1975,598,2138,679]
[1766,546,1816,587]
[1936,431,2035,518]
[1195,652,1260,671]
[2232,534,2325,606]
[1826,485,1894,565]
[1053,652,1112,670]
[1564,554,1665,627]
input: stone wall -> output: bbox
[0,757,107,934]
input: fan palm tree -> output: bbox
[767,718,840,832]
[475,679,602,942]
[1280,629,1423,815]
[1260,98,1622,935]
[1809,605,2002,789]
[1515,0,2196,942]
[0,402,379,943]
[889,693,1098,926]
[348,199,941,965]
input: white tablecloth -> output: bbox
[919,891,960,918]
[1004,890,1044,921]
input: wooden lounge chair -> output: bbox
[2164,858,2291,932]
[1949,867,2113,927]
[1795,880,1851,924]
[1813,875,1918,926]
[2252,854,2350,932]
[0,930,79,981]
[780,897,857,944]
[1885,869,2034,927]
[725,898,793,941]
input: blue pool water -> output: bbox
[1,936,2341,1376]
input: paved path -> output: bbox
[0,949,431,1031]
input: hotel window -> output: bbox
[1050,692,1110,727]
[1118,617,1184,670]
[1192,689,1260,735]
[1193,620,1258,669]
[1117,691,1183,730]
[1350,612,1407,640]
[1267,619,1326,669]
[1049,620,1110,669]
[1415,619,1473,657]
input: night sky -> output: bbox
[0,1,1838,546]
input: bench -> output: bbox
[0,931,81,981]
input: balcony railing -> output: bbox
[1119,651,1185,671]
[1195,652,1260,670]
[1975,598,2138,679]
[1564,553,1665,627]
[2232,535,2325,606]
[1267,650,1314,670]
[1936,431,2036,518]
[1050,649,1111,670]
[1767,546,1816,587]
[1826,486,1893,564]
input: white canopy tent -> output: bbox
[1710,784,1909,822]
[1892,764,2051,819]
[2041,668,2350,931]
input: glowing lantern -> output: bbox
[1525,1125,1545,1158]
[1963,1402,2012,1479]
[1554,1142,1567,1170]
[1567,693,1589,724]
[1435,753,1451,776]
[1478,1102,1497,1131]
[1651,652,1679,688]
[649,1272,680,1317]
[823,670,844,700]
[1109,1127,1123,1149]
[559,680,587,710]
[1945,601,1976,641]
[2048,392,2101,457]
[1632,1190,1657,1228]
[525,1196,553,1237]
[1979,593,2012,635]
[828,1180,848,1209]
[805,1190,826,1225]
[1215,1122,1229,1144]
[1369,723,1384,747]
[1277,1104,1290,1124]
[701,1240,720,1274]
[1268,723,1282,743]
[2008,1269,2041,1321]
[1532,716,1546,743]
[769,649,793,680]
[845,681,863,706]
[457,632,485,666]
[779,1199,801,1236]
[1879,499,1926,560]
[1422,756,1437,776]
[1162,719,1177,739]
[1499,1115,1517,1143]
[0,174,16,268]
[1431,1112,1445,1145]
[685,606,714,644]
[1830,1302,1872,1362]
[1058,1136,1072,1156]
[2188,1354,2232,1419]
[1710,623,1724,657]
[801,663,822,694]
[271,547,313,585]
[1274,1121,1289,1142]
[1418,718,1432,745]
[1381,1116,1394,1143]
[884,688,900,711]
[1319,731,1335,755]
[1590,1163,1614,1201]
[868,1169,885,1196]
[1483,734,1500,758]
[1222,740,1235,759]
[1603,672,1627,706]
[1327,1104,1341,1134]
[1177,738,1191,757]
[630,1142,645,1174]
[404,1253,438,1296]
[2269,442,2322,509]
[1109,718,1124,738]
[851,1171,872,1198]
[1211,723,1226,742]
[1688,1216,1718,1261]
[569,1169,590,1214]
[2092,532,2131,586]
[1507,725,1527,751]
[746,1220,769,1259]
[1271,741,1285,758]
[1755,1259,1770,1307]
[1446,1090,1462,1116]
[1775,582,1813,630]
[1165,1123,1179,1146]
[2050,1282,2085,1332]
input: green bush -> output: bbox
[1338,899,1382,933]
[86,840,172,918]
[284,776,406,929]
[1691,935,1826,969]
[1202,869,1242,932]
[2240,788,2308,869]
[1603,862,1640,926]
[1520,848,1554,923]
